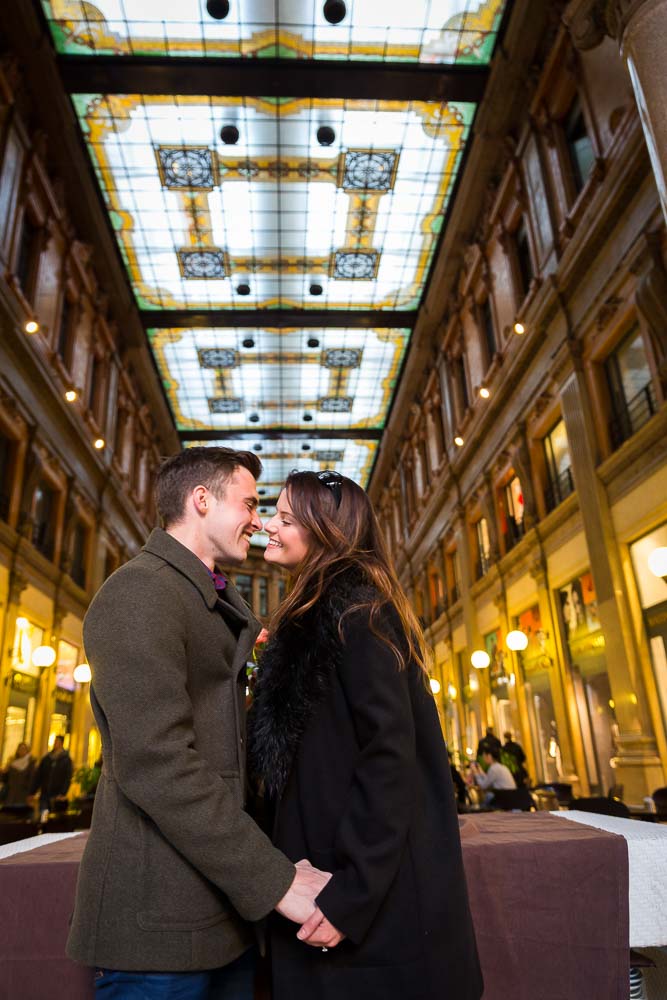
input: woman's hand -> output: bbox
[297,905,345,948]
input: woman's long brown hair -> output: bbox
[269,471,430,674]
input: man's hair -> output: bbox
[155,447,262,528]
[53,735,64,746]
[479,740,500,761]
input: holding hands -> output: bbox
[275,858,345,949]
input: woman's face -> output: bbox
[263,489,311,572]
[16,743,29,758]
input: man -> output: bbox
[503,730,528,787]
[32,734,72,814]
[67,448,330,998]
[470,741,516,804]
[476,726,501,759]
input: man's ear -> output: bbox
[192,485,209,514]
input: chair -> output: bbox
[651,786,667,820]
[491,788,535,811]
[533,782,573,807]
[572,796,630,818]
[532,788,559,811]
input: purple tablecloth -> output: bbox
[0,813,629,1000]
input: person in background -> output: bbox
[0,742,36,814]
[31,735,72,814]
[503,731,528,787]
[470,741,516,805]
[449,751,468,806]
[476,726,501,759]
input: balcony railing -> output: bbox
[544,466,575,513]
[609,381,657,450]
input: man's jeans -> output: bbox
[94,946,255,999]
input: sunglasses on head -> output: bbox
[316,470,344,508]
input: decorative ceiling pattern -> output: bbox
[43,0,505,64]
[149,326,409,431]
[73,94,474,311]
[43,0,510,514]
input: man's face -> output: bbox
[204,466,263,565]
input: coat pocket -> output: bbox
[136,813,235,932]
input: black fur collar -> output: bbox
[248,570,373,799]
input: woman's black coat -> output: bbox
[249,573,482,1000]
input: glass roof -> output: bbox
[43,0,505,64]
[149,326,409,431]
[73,94,473,311]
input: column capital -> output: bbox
[564,0,651,48]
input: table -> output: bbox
[0,813,645,1000]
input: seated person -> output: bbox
[470,741,516,804]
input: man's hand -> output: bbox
[275,859,332,924]
[297,905,345,948]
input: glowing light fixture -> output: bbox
[469,676,479,692]
[25,320,39,334]
[648,547,667,579]
[16,616,30,629]
[73,662,92,684]
[32,645,56,669]
[471,649,490,669]
[514,322,525,335]
[454,436,464,447]
[65,389,78,403]
[479,387,490,399]
[506,629,529,651]
[429,678,441,695]
[448,683,458,700]
[93,438,105,450]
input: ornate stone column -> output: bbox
[560,363,663,800]
[565,0,667,222]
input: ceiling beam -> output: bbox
[141,309,415,330]
[59,55,488,103]
[179,428,382,441]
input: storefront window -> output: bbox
[55,639,77,692]
[630,523,667,734]
[514,605,561,782]
[2,617,44,762]
[558,572,616,794]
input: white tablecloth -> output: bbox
[555,811,667,948]
[0,831,82,862]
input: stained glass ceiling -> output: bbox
[43,0,504,64]
[73,94,473,311]
[42,0,509,511]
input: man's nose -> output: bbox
[251,509,263,531]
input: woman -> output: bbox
[0,742,36,813]
[249,470,482,1000]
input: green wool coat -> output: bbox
[66,528,295,971]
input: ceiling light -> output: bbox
[447,683,457,700]
[73,663,92,684]
[94,438,105,450]
[323,0,346,24]
[25,320,39,334]
[514,321,525,335]
[16,617,30,629]
[454,436,464,447]
[249,413,260,423]
[307,337,320,348]
[429,678,441,695]
[64,389,78,403]
[310,283,323,295]
[236,283,250,295]
[648,547,667,578]
[32,645,56,669]
[471,649,491,669]
[207,0,230,19]
[316,126,335,146]
[220,124,239,145]
[506,629,529,651]
[303,413,313,422]
[479,387,490,399]
[242,337,255,348]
